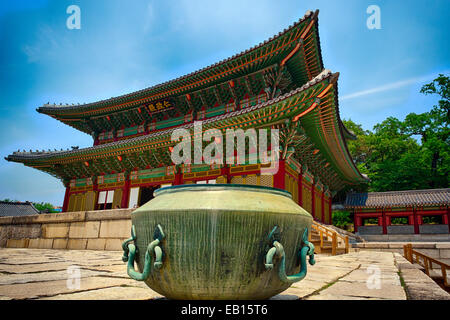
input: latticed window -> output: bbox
[138,125,145,134]
[231,176,244,184]
[97,190,114,210]
[246,175,258,185]
[97,175,104,185]
[260,175,273,187]
[302,185,312,213]
[116,129,124,138]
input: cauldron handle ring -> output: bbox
[264,227,315,284]
[122,224,165,281]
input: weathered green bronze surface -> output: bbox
[122,184,314,300]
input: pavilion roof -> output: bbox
[36,10,324,134]
[6,70,368,191]
[0,201,40,217]
[344,189,450,208]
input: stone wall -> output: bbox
[357,225,383,235]
[358,234,450,242]
[357,224,450,236]
[0,209,133,251]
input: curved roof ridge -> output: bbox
[38,10,318,114]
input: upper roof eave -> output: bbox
[36,9,321,118]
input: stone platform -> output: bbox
[0,248,448,300]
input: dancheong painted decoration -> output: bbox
[5,10,368,223]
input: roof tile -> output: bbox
[344,189,450,208]
[0,201,40,217]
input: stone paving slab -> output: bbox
[311,280,406,300]
[0,276,133,299]
[0,269,112,285]
[0,262,73,273]
[307,294,376,300]
[40,286,162,300]
[0,248,448,300]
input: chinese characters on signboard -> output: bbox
[147,100,173,113]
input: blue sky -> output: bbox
[0,0,449,205]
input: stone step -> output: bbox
[311,239,333,246]
[315,246,347,255]
[428,269,450,282]
[309,226,348,256]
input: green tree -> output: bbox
[32,202,58,213]
[342,74,449,192]
[420,74,449,123]
[342,119,372,167]
[332,210,352,229]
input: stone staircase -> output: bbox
[309,221,353,255]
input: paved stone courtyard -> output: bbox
[0,248,448,300]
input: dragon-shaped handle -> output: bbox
[122,224,165,281]
[265,226,315,284]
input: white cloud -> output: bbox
[340,72,448,101]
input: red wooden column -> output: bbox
[273,160,286,190]
[328,196,333,224]
[62,185,71,212]
[385,215,391,228]
[92,179,99,210]
[413,207,420,234]
[321,190,325,223]
[354,210,361,233]
[417,213,423,231]
[443,210,449,225]
[173,166,183,185]
[380,209,387,234]
[298,171,303,207]
[311,181,316,220]
[221,164,232,184]
[121,174,131,209]
[447,207,450,233]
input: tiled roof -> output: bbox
[0,201,40,217]
[38,10,320,115]
[6,69,334,161]
[344,189,450,208]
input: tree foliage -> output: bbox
[343,74,449,192]
[1,199,58,213]
[32,202,58,213]
[332,210,352,229]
